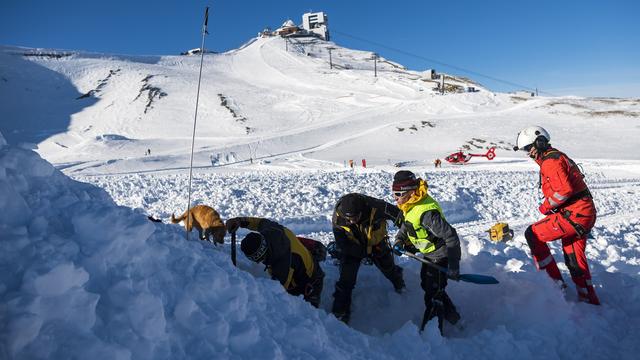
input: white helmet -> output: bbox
[514,126,550,151]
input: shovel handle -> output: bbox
[401,251,499,285]
[231,231,237,266]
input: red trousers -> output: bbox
[525,208,600,304]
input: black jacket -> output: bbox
[242,217,316,295]
[395,209,461,271]
[332,193,402,258]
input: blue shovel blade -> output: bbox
[459,274,500,285]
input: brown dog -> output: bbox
[171,205,226,244]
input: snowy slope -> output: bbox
[2,37,639,175]
[1,35,640,359]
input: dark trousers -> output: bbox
[332,247,404,317]
[303,265,325,308]
[420,257,459,333]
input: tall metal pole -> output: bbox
[186,6,209,241]
[373,53,377,77]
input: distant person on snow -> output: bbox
[330,193,406,324]
[391,170,461,333]
[226,216,324,307]
[514,126,600,305]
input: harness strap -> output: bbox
[561,188,592,208]
[560,209,588,238]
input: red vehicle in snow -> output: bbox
[445,147,496,164]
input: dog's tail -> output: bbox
[171,211,187,224]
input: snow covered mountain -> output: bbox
[1,36,640,359]
[2,37,639,175]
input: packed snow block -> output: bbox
[173,296,230,345]
[29,262,90,296]
[6,263,100,355]
[27,215,48,236]
[0,145,136,357]
[0,130,7,148]
[0,149,37,226]
[0,176,31,227]
[127,292,167,339]
[72,205,154,258]
[228,320,261,353]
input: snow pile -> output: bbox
[2,139,640,359]
[0,143,347,359]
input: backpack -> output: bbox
[297,237,327,262]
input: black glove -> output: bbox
[392,241,404,256]
[394,213,405,228]
[225,217,242,232]
[405,243,419,254]
[327,241,341,259]
[447,262,460,281]
[447,268,460,281]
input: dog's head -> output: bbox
[212,226,226,244]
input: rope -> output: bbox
[186,6,209,241]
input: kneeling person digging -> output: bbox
[226,216,324,307]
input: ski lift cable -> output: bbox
[332,29,556,96]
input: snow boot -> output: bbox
[420,298,445,334]
[444,307,461,325]
[555,279,568,294]
[578,285,601,305]
[442,293,460,325]
[387,266,405,293]
[333,311,350,324]
[540,258,563,283]
[331,284,352,323]
[393,274,406,294]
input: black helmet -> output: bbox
[337,193,366,222]
[241,232,268,262]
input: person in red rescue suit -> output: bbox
[390,170,462,334]
[330,193,406,324]
[514,126,600,305]
[226,216,324,307]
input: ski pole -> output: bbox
[401,251,499,285]
[231,230,237,266]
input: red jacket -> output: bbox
[535,148,596,222]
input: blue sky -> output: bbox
[1,0,638,97]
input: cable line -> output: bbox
[332,29,555,96]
